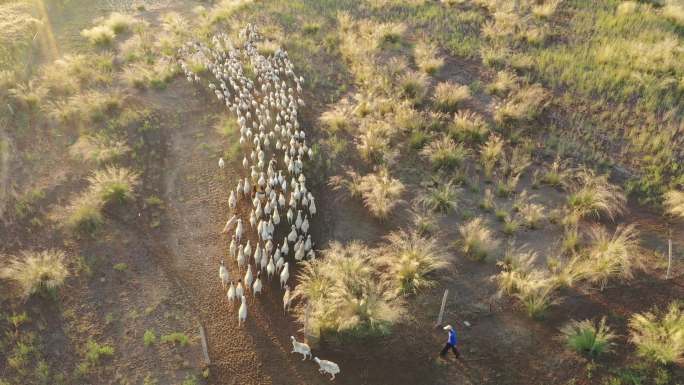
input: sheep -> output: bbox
[287,226,297,243]
[238,295,247,326]
[267,256,275,279]
[295,210,303,230]
[283,285,293,314]
[237,246,245,270]
[280,262,289,288]
[227,281,236,302]
[253,271,262,296]
[301,217,309,234]
[244,264,253,291]
[229,236,237,258]
[235,219,244,242]
[219,157,225,169]
[236,279,244,298]
[313,357,340,381]
[219,260,229,289]
[222,215,238,233]
[229,191,236,210]
[290,336,311,360]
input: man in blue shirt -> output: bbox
[440,325,461,359]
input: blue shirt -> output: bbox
[447,330,457,346]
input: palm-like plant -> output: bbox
[415,181,460,214]
[0,250,69,298]
[560,317,616,358]
[583,224,641,290]
[459,217,500,261]
[629,301,684,365]
[567,169,626,221]
[378,230,448,295]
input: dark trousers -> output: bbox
[440,343,460,358]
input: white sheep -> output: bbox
[218,157,225,169]
[283,284,292,313]
[238,295,247,326]
[280,262,289,288]
[290,336,311,360]
[314,357,340,381]
[227,281,236,302]
[253,271,262,296]
[219,260,229,289]
[222,215,238,234]
[236,279,244,298]
[244,264,253,291]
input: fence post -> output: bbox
[436,289,449,326]
[666,238,673,280]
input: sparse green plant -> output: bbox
[160,332,190,346]
[0,250,68,299]
[85,339,114,366]
[113,263,128,272]
[459,217,500,261]
[629,301,684,365]
[143,329,156,346]
[433,81,470,112]
[416,181,460,214]
[561,317,616,358]
[378,230,448,295]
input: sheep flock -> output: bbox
[177,24,338,380]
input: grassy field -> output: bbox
[0,0,683,384]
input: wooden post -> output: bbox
[666,238,673,280]
[436,289,449,327]
[199,324,211,366]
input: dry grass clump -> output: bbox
[0,2,42,70]
[629,301,684,365]
[398,71,429,104]
[40,54,114,95]
[532,0,563,19]
[378,230,448,295]
[450,110,489,143]
[495,248,538,295]
[376,22,406,46]
[433,81,471,112]
[420,135,470,170]
[416,181,460,214]
[120,63,152,89]
[329,168,404,219]
[540,157,571,187]
[9,80,47,110]
[494,84,549,124]
[414,40,444,75]
[69,135,130,164]
[0,250,69,299]
[486,70,518,96]
[320,106,349,134]
[294,241,406,338]
[46,90,123,124]
[88,166,140,206]
[567,169,626,221]
[560,317,616,358]
[81,12,138,45]
[356,121,395,164]
[662,2,684,26]
[208,0,256,25]
[581,224,641,290]
[515,277,558,319]
[518,202,545,229]
[394,102,426,133]
[459,217,500,261]
[664,190,684,219]
[480,134,504,178]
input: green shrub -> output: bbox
[561,317,616,358]
[143,329,156,346]
[160,332,189,346]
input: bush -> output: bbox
[415,181,460,214]
[0,250,69,298]
[629,301,684,365]
[450,110,489,143]
[582,224,641,290]
[414,40,444,75]
[494,84,549,124]
[459,217,500,261]
[433,81,470,112]
[561,317,616,358]
[420,136,470,170]
[398,71,429,104]
[329,168,404,219]
[378,230,448,295]
[88,166,140,206]
[568,169,626,221]
[85,339,114,365]
[294,241,406,338]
